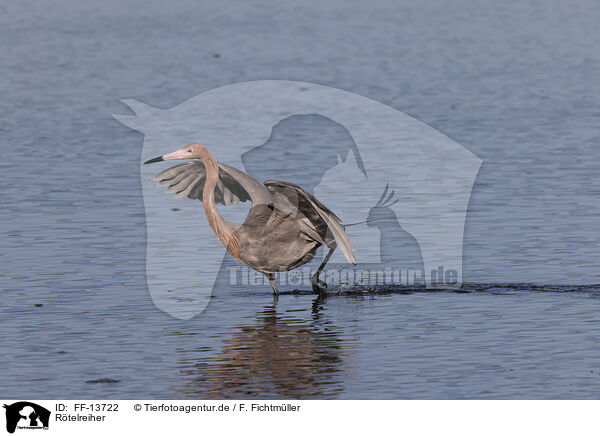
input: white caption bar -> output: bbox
[0,400,597,436]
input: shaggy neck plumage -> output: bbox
[200,152,241,260]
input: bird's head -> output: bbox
[367,184,399,227]
[144,143,210,164]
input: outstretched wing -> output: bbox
[151,161,272,206]
[264,180,357,265]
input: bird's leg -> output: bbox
[265,272,279,295]
[312,245,336,294]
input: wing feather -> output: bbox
[264,180,356,265]
[151,161,268,207]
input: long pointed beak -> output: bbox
[144,156,164,164]
[144,149,186,164]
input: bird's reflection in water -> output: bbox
[177,297,353,398]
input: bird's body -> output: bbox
[236,204,319,273]
[145,143,356,294]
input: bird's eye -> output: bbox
[187,149,192,153]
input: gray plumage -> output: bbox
[148,145,356,294]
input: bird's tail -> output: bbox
[314,210,357,265]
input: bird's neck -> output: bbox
[201,154,242,260]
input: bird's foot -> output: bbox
[311,277,328,294]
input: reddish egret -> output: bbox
[145,143,356,294]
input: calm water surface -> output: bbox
[1,0,600,398]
